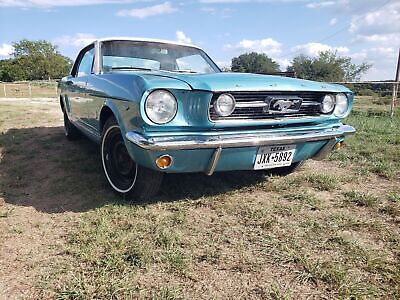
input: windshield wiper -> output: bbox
[111,66,154,71]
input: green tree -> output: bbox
[0,39,72,81]
[288,51,371,82]
[0,59,26,81]
[231,52,280,73]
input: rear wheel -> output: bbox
[101,117,163,201]
[63,110,81,140]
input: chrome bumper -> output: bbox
[126,124,356,151]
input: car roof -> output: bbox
[86,37,204,51]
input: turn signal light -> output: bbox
[335,141,344,150]
[155,155,173,169]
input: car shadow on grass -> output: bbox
[0,126,268,213]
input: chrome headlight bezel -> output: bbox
[334,93,349,117]
[214,93,236,117]
[321,94,336,114]
[144,89,178,124]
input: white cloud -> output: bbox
[350,47,398,80]
[354,33,400,46]
[303,0,399,80]
[199,0,251,3]
[200,6,216,13]
[200,5,233,17]
[215,60,231,70]
[53,33,96,48]
[0,43,14,57]
[116,2,177,18]
[291,42,349,57]
[225,38,282,56]
[343,0,393,14]
[329,17,336,25]
[275,58,291,70]
[350,2,400,36]
[349,2,400,48]
[0,0,134,7]
[199,0,314,3]
[306,0,400,47]
[176,31,192,44]
[306,1,334,9]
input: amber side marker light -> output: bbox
[155,155,173,169]
[335,141,344,150]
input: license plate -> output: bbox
[254,144,296,170]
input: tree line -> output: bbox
[0,40,72,82]
[231,51,371,82]
[0,39,371,83]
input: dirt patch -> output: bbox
[0,99,104,299]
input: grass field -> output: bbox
[0,96,399,299]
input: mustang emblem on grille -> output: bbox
[273,99,299,111]
[265,96,303,114]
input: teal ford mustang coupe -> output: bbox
[59,37,355,200]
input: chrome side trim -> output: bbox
[312,139,337,160]
[126,124,356,151]
[206,147,222,176]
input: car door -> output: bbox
[67,46,95,128]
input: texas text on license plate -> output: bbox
[254,144,296,170]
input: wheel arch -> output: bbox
[99,101,130,135]
[60,94,71,115]
[60,95,65,112]
[99,105,115,133]
[99,100,141,164]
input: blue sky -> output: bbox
[0,0,399,80]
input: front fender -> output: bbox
[102,99,131,138]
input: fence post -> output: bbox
[28,82,32,99]
[391,48,400,118]
[391,82,399,118]
[3,83,6,97]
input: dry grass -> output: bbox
[0,97,399,299]
[0,81,58,98]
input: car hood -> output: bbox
[141,71,351,93]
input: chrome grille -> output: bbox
[209,91,325,121]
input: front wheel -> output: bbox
[101,117,163,201]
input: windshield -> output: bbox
[101,40,220,74]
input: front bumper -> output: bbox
[125,124,355,175]
[126,124,355,151]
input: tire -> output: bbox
[101,117,163,201]
[266,161,304,176]
[63,110,81,141]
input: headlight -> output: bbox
[214,93,236,117]
[334,93,349,117]
[145,90,177,124]
[321,94,335,114]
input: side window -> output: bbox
[77,48,95,76]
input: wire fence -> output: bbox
[331,81,398,118]
[0,80,58,98]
